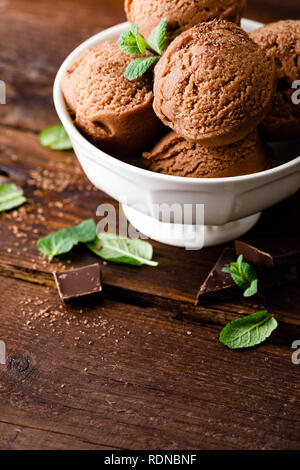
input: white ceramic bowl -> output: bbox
[53,19,300,248]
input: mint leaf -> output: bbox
[222,267,231,274]
[87,233,158,267]
[222,255,258,297]
[39,124,73,150]
[0,183,27,212]
[220,310,278,349]
[37,219,96,261]
[118,30,141,55]
[244,279,258,298]
[240,260,257,283]
[130,24,138,37]
[130,24,148,53]
[72,220,97,243]
[237,254,243,270]
[147,18,168,55]
[231,272,249,290]
[124,56,159,80]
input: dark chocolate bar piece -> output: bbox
[196,247,298,305]
[235,237,300,268]
[53,263,102,302]
[196,248,238,305]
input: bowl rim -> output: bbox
[53,20,300,186]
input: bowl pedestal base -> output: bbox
[122,205,261,249]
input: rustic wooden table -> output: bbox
[0,0,299,450]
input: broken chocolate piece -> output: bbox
[53,263,102,302]
[195,247,298,305]
[195,248,238,305]
[235,238,300,268]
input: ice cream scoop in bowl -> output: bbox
[53,20,300,249]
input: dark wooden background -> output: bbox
[0,0,299,450]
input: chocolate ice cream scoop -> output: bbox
[61,40,162,158]
[250,20,300,142]
[250,20,300,84]
[153,20,276,147]
[259,88,300,142]
[143,130,273,178]
[125,0,246,41]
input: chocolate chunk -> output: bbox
[195,247,298,305]
[235,238,300,268]
[195,248,238,305]
[53,263,102,302]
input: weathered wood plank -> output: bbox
[0,421,117,450]
[0,276,300,450]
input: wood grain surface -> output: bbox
[0,0,299,450]
[1,276,300,450]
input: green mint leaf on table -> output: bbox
[0,183,27,212]
[220,310,278,350]
[87,233,158,267]
[39,124,73,150]
[222,255,258,297]
[147,18,167,55]
[244,279,259,298]
[37,219,97,261]
[125,56,159,81]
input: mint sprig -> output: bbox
[118,18,167,80]
[37,220,158,267]
[220,310,278,349]
[222,255,258,298]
